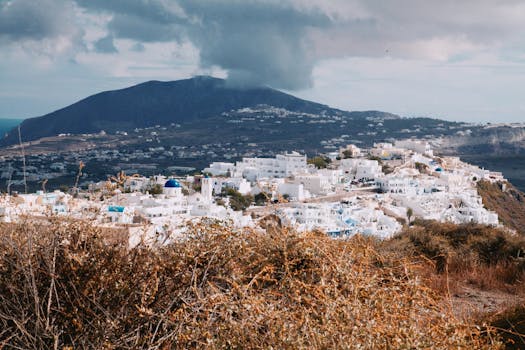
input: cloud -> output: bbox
[0,0,81,47]
[131,42,145,52]
[93,35,117,53]
[2,0,525,91]
[71,0,525,89]
[73,0,330,89]
[74,0,185,42]
[307,0,525,60]
[178,0,330,89]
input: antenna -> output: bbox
[17,125,27,194]
[6,163,12,194]
[41,178,48,193]
[73,161,85,195]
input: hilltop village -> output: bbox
[0,139,504,247]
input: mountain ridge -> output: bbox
[2,76,398,146]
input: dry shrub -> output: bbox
[485,306,525,349]
[0,219,501,349]
[383,220,525,294]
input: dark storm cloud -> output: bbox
[179,0,331,89]
[3,0,524,91]
[107,13,182,43]
[94,35,117,53]
[73,0,331,89]
[0,0,76,42]
[74,0,178,25]
[74,0,185,42]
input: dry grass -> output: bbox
[477,180,525,236]
[0,219,501,349]
[486,306,525,349]
[382,220,525,296]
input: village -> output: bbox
[0,139,504,247]
[0,110,481,192]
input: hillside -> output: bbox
[0,76,399,146]
[383,220,525,349]
[477,180,525,235]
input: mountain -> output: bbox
[3,76,525,194]
[1,76,397,146]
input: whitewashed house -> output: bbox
[395,139,434,157]
[235,152,307,180]
[369,143,406,160]
[203,162,236,176]
[341,159,383,181]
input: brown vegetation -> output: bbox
[0,219,500,349]
[486,306,525,349]
[382,220,525,348]
[383,220,525,295]
[477,180,525,235]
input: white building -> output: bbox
[277,198,401,239]
[124,176,151,192]
[235,151,307,181]
[369,143,406,160]
[291,173,332,195]
[203,162,236,176]
[212,177,252,196]
[392,190,499,226]
[277,182,309,201]
[339,144,362,158]
[395,139,434,157]
[340,159,383,181]
[103,205,134,224]
[377,176,418,195]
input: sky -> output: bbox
[1,0,525,123]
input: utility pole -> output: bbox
[6,163,12,194]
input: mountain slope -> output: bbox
[2,76,382,145]
[476,180,525,235]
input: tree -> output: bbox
[342,150,354,159]
[254,192,271,206]
[307,156,330,169]
[149,184,163,195]
[367,155,383,164]
[406,208,414,224]
[225,188,253,211]
[415,162,428,174]
[382,165,394,175]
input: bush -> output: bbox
[0,219,500,349]
[415,162,429,174]
[367,155,383,163]
[148,183,164,195]
[486,306,525,349]
[307,156,330,169]
[341,150,353,159]
[383,220,525,293]
[224,188,253,211]
[254,192,270,206]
